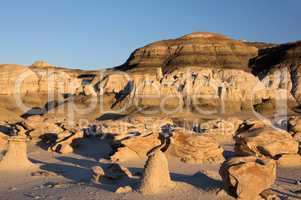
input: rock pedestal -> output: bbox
[139,150,173,195]
[0,136,36,171]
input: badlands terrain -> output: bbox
[0,32,301,199]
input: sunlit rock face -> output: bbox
[96,66,271,112]
[0,62,87,95]
[250,41,301,103]
[0,64,39,95]
[88,33,287,112]
[116,32,258,74]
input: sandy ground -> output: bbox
[0,137,300,200]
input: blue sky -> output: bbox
[0,0,300,69]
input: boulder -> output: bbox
[235,128,299,158]
[111,132,161,162]
[276,154,301,167]
[50,130,84,154]
[23,115,44,129]
[167,128,224,164]
[110,147,140,162]
[23,116,63,139]
[105,163,132,180]
[115,186,133,193]
[260,189,280,200]
[91,166,105,183]
[220,156,276,200]
[91,163,132,183]
[139,150,173,194]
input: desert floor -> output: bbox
[0,135,300,200]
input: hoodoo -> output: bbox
[0,130,37,172]
[139,149,174,194]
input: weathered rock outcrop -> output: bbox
[88,33,275,112]
[23,115,63,139]
[117,32,258,73]
[250,41,301,103]
[98,67,271,112]
[105,116,225,164]
[0,61,96,95]
[220,156,276,200]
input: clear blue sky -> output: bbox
[0,0,300,70]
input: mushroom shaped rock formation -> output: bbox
[220,156,276,200]
[0,136,37,172]
[139,150,174,195]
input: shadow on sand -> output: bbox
[31,153,223,193]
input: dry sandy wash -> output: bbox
[0,32,301,200]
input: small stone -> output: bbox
[115,186,132,193]
[8,187,17,191]
[106,163,132,180]
[260,189,280,200]
[91,166,105,183]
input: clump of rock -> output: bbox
[220,156,276,200]
[235,127,301,167]
[50,130,84,154]
[167,128,224,164]
[90,163,132,183]
[91,166,105,183]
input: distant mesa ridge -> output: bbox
[115,32,260,73]
[0,32,301,106]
